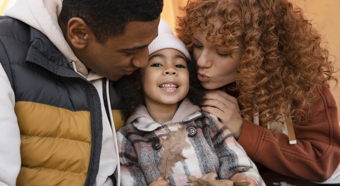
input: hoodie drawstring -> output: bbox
[71,60,78,73]
[286,117,297,145]
[106,79,121,185]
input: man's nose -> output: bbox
[132,48,149,68]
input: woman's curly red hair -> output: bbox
[177,0,337,127]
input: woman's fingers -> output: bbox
[203,90,238,103]
[201,90,243,138]
[201,99,227,112]
[202,91,239,111]
[201,105,224,118]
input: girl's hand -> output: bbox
[149,177,169,186]
[232,173,257,186]
[201,90,243,139]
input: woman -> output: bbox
[177,0,340,185]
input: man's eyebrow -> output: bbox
[117,45,148,53]
[117,34,159,53]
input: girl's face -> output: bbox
[193,20,242,90]
[141,48,189,108]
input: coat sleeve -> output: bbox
[0,63,21,186]
[238,85,340,182]
[117,130,148,186]
[206,116,265,186]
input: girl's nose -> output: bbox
[163,68,177,75]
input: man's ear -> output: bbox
[67,17,93,49]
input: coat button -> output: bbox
[152,139,162,150]
[187,126,197,137]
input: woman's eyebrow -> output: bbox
[193,37,200,42]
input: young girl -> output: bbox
[176,0,340,185]
[116,19,265,186]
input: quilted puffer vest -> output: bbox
[0,17,123,186]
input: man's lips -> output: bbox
[125,69,136,75]
[197,73,210,82]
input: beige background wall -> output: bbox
[161,0,340,119]
[290,0,340,120]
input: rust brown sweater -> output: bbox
[233,85,340,185]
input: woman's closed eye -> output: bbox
[216,49,229,57]
[193,43,203,48]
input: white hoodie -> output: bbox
[1,0,120,185]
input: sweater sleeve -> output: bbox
[117,130,148,186]
[206,116,265,186]
[238,85,340,182]
[0,63,21,186]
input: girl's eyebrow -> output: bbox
[148,54,186,61]
[174,55,186,61]
[148,54,165,60]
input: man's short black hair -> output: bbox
[60,0,163,43]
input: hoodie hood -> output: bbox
[126,98,201,132]
[4,0,97,79]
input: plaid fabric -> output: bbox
[117,103,265,186]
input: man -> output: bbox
[0,0,163,185]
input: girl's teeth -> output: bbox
[159,84,178,88]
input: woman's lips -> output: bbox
[197,73,210,82]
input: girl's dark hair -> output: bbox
[117,57,205,121]
[60,0,163,43]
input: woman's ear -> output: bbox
[67,17,92,49]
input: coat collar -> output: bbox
[128,99,202,132]
[25,27,82,79]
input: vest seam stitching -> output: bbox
[21,134,91,143]
[21,166,86,175]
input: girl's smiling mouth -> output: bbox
[159,82,179,93]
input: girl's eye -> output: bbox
[193,43,203,48]
[175,64,186,68]
[150,63,162,67]
[216,50,229,57]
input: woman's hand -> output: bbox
[201,90,243,139]
[148,177,169,186]
[232,173,257,186]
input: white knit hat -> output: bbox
[148,19,191,60]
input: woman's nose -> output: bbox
[196,50,212,68]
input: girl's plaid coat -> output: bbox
[117,99,265,186]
